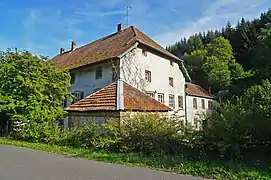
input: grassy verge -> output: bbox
[0,137,270,180]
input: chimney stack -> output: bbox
[71,41,76,51]
[60,48,65,54]
[117,23,124,33]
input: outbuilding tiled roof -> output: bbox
[185,83,213,99]
[52,26,180,70]
[66,81,170,112]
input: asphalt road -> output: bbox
[0,145,207,180]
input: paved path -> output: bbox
[0,145,207,180]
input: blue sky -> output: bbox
[0,0,270,57]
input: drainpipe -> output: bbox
[184,84,188,125]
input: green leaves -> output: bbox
[0,50,71,140]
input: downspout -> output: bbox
[184,84,188,125]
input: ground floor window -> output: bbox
[158,93,164,104]
[72,91,84,104]
[146,92,155,98]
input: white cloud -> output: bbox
[154,0,268,47]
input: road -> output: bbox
[0,145,207,180]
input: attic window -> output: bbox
[95,66,103,79]
[142,49,148,57]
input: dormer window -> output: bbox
[142,49,148,57]
[95,66,102,79]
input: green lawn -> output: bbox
[0,137,270,180]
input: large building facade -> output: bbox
[52,24,214,128]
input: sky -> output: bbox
[0,0,270,57]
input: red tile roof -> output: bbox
[52,26,180,70]
[66,81,170,112]
[185,83,213,99]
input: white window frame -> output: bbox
[202,99,206,109]
[158,93,164,104]
[169,94,175,109]
[146,92,155,98]
[72,91,84,104]
[193,98,197,109]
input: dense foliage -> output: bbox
[0,50,71,139]
[168,9,271,96]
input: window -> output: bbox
[158,93,164,104]
[62,99,67,108]
[146,92,154,98]
[169,94,175,109]
[145,70,151,82]
[72,91,84,104]
[95,66,102,79]
[193,98,197,109]
[70,74,75,84]
[142,49,148,57]
[201,99,205,109]
[178,96,183,109]
[208,100,212,110]
[169,77,174,87]
[170,60,174,66]
[93,88,101,93]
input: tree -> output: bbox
[183,49,207,88]
[207,36,233,63]
[203,56,231,91]
[0,50,71,137]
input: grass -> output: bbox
[0,137,270,180]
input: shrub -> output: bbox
[200,80,271,159]
[59,122,120,151]
[115,113,186,154]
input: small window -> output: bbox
[158,93,164,104]
[72,91,84,104]
[146,92,154,98]
[169,94,175,109]
[208,100,212,110]
[95,66,102,79]
[62,99,67,108]
[169,77,174,87]
[193,98,197,109]
[178,96,183,109]
[70,74,75,84]
[170,60,174,66]
[145,70,151,82]
[202,99,205,109]
[142,49,148,57]
[93,88,101,93]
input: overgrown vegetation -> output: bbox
[167,9,271,96]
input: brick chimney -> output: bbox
[71,41,76,51]
[117,23,124,32]
[60,48,65,54]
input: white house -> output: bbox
[52,24,214,128]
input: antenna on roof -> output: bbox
[126,6,132,27]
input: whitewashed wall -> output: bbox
[119,47,186,118]
[186,95,213,129]
[67,62,113,106]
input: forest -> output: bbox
[167,9,271,98]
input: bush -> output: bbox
[200,80,271,159]
[115,113,188,154]
[12,120,62,144]
[59,122,120,151]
